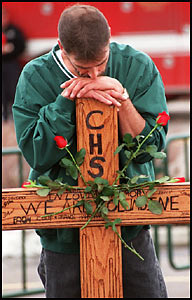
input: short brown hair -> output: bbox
[58,4,110,62]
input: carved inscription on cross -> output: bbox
[2,183,189,229]
[2,99,190,298]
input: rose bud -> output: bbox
[54,136,68,149]
[173,177,185,183]
[156,111,170,126]
[21,181,31,188]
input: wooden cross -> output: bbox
[2,99,190,298]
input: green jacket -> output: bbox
[13,42,168,253]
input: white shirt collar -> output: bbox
[55,48,77,79]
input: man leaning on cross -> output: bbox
[13,4,169,298]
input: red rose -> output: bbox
[21,181,31,188]
[156,111,170,126]
[2,33,7,47]
[173,177,185,183]
[54,136,68,149]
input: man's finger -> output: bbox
[60,78,76,88]
[85,90,122,107]
[61,78,91,98]
[77,83,96,98]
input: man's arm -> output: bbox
[12,64,76,173]
[118,98,145,138]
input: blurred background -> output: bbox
[2,2,190,298]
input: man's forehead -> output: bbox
[72,47,110,69]
[74,55,109,70]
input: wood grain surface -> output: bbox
[2,183,190,231]
[76,98,123,298]
[76,98,119,185]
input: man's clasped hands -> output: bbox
[60,76,128,108]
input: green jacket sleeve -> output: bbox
[12,63,76,173]
[123,56,169,164]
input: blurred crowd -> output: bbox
[2,5,26,122]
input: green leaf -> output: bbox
[84,201,93,215]
[139,175,149,179]
[46,181,62,189]
[119,192,129,210]
[97,184,104,193]
[101,206,108,215]
[145,145,158,154]
[113,194,119,206]
[54,177,63,182]
[94,177,108,185]
[84,186,92,193]
[113,218,122,225]
[120,200,129,210]
[87,180,94,185]
[156,176,170,184]
[124,150,131,159]
[60,157,73,168]
[114,143,125,155]
[75,148,86,166]
[105,221,112,229]
[112,223,117,232]
[102,186,114,196]
[127,142,136,148]
[100,196,110,202]
[145,145,166,160]
[130,175,139,184]
[123,133,133,144]
[67,165,78,180]
[38,175,52,186]
[57,189,66,196]
[112,218,122,232]
[148,182,156,190]
[147,188,157,198]
[94,178,109,193]
[148,200,163,215]
[135,195,148,207]
[119,191,126,201]
[130,175,148,185]
[36,188,50,197]
[151,152,166,159]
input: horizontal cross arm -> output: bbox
[2,183,190,231]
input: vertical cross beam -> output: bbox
[76,99,123,298]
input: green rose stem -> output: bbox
[119,179,158,192]
[131,124,160,159]
[80,201,105,230]
[65,146,99,202]
[23,181,50,189]
[42,203,79,218]
[65,146,87,186]
[115,230,144,260]
[113,123,160,185]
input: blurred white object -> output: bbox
[2,230,41,258]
